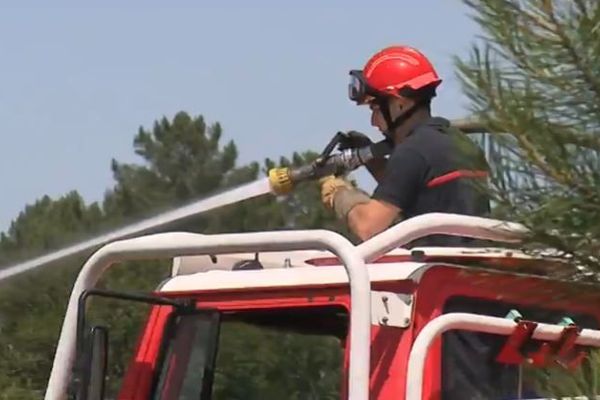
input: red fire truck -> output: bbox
[44,213,600,400]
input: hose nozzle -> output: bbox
[268,167,294,195]
[267,137,392,196]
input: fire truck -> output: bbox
[43,213,600,400]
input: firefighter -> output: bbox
[320,45,491,246]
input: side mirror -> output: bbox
[72,326,108,400]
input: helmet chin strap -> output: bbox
[378,97,425,142]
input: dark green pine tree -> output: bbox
[456,0,600,397]
[0,193,105,399]
[104,112,239,220]
[456,0,600,275]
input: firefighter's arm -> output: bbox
[320,176,400,240]
[346,199,400,240]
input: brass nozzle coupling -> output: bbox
[268,168,294,195]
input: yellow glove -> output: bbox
[319,175,353,209]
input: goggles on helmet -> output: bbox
[348,70,380,105]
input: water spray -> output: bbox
[0,131,390,281]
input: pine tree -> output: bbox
[456,1,600,397]
[456,0,600,275]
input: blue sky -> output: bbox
[0,1,481,232]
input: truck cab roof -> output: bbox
[162,246,571,294]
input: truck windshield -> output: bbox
[153,305,346,400]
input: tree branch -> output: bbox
[546,2,600,105]
[451,117,600,150]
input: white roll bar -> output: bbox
[45,230,370,400]
[357,213,528,262]
[406,312,600,400]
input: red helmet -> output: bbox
[349,45,442,104]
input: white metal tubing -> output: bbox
[357,213,528,263]
[45,230,370,400]
[406,312,600,400]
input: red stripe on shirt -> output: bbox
[426,170,489,188]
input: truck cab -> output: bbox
[44,213,600,400]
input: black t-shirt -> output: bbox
[371,117,491,247]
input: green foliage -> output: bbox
[0,192,106,397]
[457,0,600,395]
[104,112,238,221]
[519,350,600,398]
[213,322,342,400]
[0,192,103,265]
[456,0,600,274]
[0,111,344,397]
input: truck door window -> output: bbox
[153,311,220,400]
[153,305,346,400]
[212,306,347,400]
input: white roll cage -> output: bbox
[406,313,600,400]
[45,213,596,400]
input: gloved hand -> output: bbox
[319,175,354,209]
[319,174,371,220]
[338,130,372,150]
